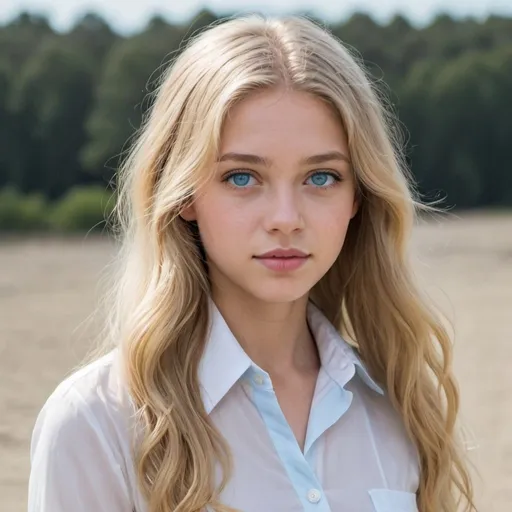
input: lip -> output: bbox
[254,248,310,258]
[253,248,310,272]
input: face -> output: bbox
[181,87,358,305]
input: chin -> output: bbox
[247,282,312,305]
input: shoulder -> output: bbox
[29,349,137,510]
[45,348,122,399]
[31,348,135,460]
[38,349,128,414]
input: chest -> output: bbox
[204,379,420,512]
[272,372,318,452]
[128,379,420,512]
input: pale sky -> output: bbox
[2,0,511,33]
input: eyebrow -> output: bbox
[216,151,350,166]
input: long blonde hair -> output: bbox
[102,14,476,512]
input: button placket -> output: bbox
[253,374,265,386]
[307,488,321,504]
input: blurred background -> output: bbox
[0,1,511,511]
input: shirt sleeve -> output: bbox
[28,387,133,511]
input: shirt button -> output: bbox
[253,374,265,385]
[307,488,321,503]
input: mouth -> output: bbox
[253,249,311,272]
[254,249,310,259]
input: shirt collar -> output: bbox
[306,301,384,396]
[198,300,253,414]
[198,299,384,414]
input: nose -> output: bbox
[263,186,304,234]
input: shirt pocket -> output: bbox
[369,489,418,512]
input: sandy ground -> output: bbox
[0,212,511,511]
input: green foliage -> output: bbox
[0,186,116,232]
[0,13,55,79]
[398,45,512,208]
[48,186,115,233]
[66,13,118,72]
[0,9,511,230]
[0,187,49,231]
[80,19,187,178]
[11,38,96,199]
[0,60,12,188]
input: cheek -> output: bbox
[310,202,354,258]
[195,196,255,249]
[314,201,353,233]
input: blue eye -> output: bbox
[225,172,255,188]
[224,170,340,189]
[306,172,340,188]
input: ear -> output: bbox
[350,195,360,219]
[179,203,197,222]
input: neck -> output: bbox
[211,287,320,378]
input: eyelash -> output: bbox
[222,170,343,189]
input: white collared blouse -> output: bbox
[28,301,420,512]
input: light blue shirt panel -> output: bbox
[243,353,368,512]
[244,365,332,511]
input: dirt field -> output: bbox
[1,212,511,511]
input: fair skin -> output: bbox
[181,87,358,451]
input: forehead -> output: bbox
[219,88,348,158]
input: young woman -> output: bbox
[28,14,476,512]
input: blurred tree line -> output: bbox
[1,9,511,228]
